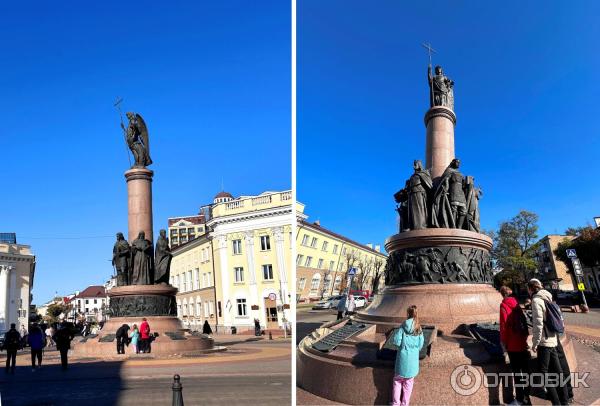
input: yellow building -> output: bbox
[536,234,577,291]
[167,214,208,248]
[170,190,293,333]
[295,203,387,302]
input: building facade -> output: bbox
[167,214,208,248]
[536,235,576,291]
[170,190,293,333]
[72,286,108,322]
[0,240,35,331]
[296,204,387,302]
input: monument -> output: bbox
[297,56,576,404]
[73,109,219,357]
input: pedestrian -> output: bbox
[45,325,55,346]
[53,321,74,371]
[254,318,261,336]
[27,323,45,371]
[115,324,130,355]
[202,320,213,336]
[336,294,347,320]
[556,333,574,403]
[346,294,356,317]
[4,323,21,374]
[139,318,150,353]
[129,324,140,354]
[19,324,28,346]
[528,278,568,405]
[499,286,532,405]
[390,305,424,406]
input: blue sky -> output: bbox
[298,1,600,249]
[0,1,290,303]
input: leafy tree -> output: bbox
[555,226,600,269]
[45,303,71,324]
[492,210,540,283]
[565,227,587,237]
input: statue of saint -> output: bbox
[393,180,409,232]
[154,229,173,285]
[406,160,432,230]
[447,159,467,229]
[428,65,454,110]
[431,159,462,228]
[131,231,154,285]
[122,112,152,168]
[464,176,482,232]
[112,232,131,286]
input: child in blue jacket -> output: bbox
[391,305,424,406]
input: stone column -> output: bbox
[273,227,289,328]
[0,265,9,331]
[244,232,260,324]
[125,168,154,242]
[215,235,232,327]
[424,106,457,180]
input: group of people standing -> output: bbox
[4,320,75,373]
[336,294,356,320]
[115,318,151,354]
[499,279,573,405]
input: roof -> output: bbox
[214,191,233,199]
[168,215,206,227]
[74,286,106,299]
[299,219,387,256]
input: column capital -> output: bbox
[272,226,285,242]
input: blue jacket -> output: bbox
[391,318,424,378]
[28,328,45,350]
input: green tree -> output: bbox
[492,210,540,286]
[555,227,600,269]
[45,303,71,324]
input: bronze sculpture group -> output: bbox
[395,158,482,233]
[112,230,172,287]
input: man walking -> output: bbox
[28,323,45,371]
[336,294,347,320]
[53,321,74,370]
[4,323,21,373]
[139,318,150,353]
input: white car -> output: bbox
[353,296,367,309]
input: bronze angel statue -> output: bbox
[122,112,152,168]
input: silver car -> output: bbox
[312,295,344,310]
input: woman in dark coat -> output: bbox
[202,320,213,335]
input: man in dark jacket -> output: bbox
[4,323,21,373]
[115,324,130,354]
[53,321,74,370]
[28,323,45,370]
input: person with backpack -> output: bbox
[53,321,74,371]
[27,323,45,371]
[528,278,568,405]
[390,305,425,406]
[499,286,531,405]
[4,323,21,373]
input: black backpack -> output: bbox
[544,300,565,334]
[509,306,529,335]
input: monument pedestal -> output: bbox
[72,285,220,357]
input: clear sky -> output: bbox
[0,1,290,303]
[298,1,600,249]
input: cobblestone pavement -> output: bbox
[0,340,291,406]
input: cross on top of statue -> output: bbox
[421,43,454,111]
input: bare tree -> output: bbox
[340,249,359,292]
[370,258,385,294]
[356,258,373,290]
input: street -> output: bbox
[296,307,339,345]
[0,338,291,406]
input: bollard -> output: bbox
[269,331,273,340]
[172,374,184,406]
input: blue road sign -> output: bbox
[348,267,357,276]
[566,249,577,258]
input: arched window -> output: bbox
[309,273,321,296]
[196,298,202,317]
[333,275,342,295]
[322,274,333,297]
[182,298,188,316]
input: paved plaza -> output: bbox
[0,337,291,406]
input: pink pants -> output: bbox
[392,375,414,406]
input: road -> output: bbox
[296,307,339,345]
[0,339,291,406]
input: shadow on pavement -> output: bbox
[0,359,123,406]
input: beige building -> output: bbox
[170,190,293,333]
[536,234,576,291]
[296,203,387,302]
[0,237,36,331]
[168,214,208,248]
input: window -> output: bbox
[187,270,192,290]
[333,275,342,294]
[177,303,182,317]
[329,260,335,271]
[196,300,201,317]
[189,303,194,316]
[202,273,207,288]
[232,239,242,255]
[342,247,347,255]
[194,269,200,290]
[260,235,271,251]
[304,256,313,267]
[333,244,339,254]
[317,258,324,269]
[323,275,332,293]
[310,237,318,248]
[85,299,89,304]
[301,234,309,246]
[94,299,97,304]
[209,301,214,317]
[310,274,321,293]
[322,241,328,251]
[234,267,244,282]
[262,264,274,280]
[236,299,247,316]
[204,302,210,317]
[208,272,212,286]
[296,254,304,265]
[298,277,307,291]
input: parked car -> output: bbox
[312,295,345,310]
[353,296,367,309]
[0,331,5,351]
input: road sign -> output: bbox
[571,257,583,275]
[566,249,577,258]
[348,267,357,276]
[578,282,586,291]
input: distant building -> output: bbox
[170,190,293,333]
[296,203,387,302]
[168,213,208,248]
[72,286,108,322]
[0,239,35,331]
[535,235,576,291]
[0,233,17,244]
